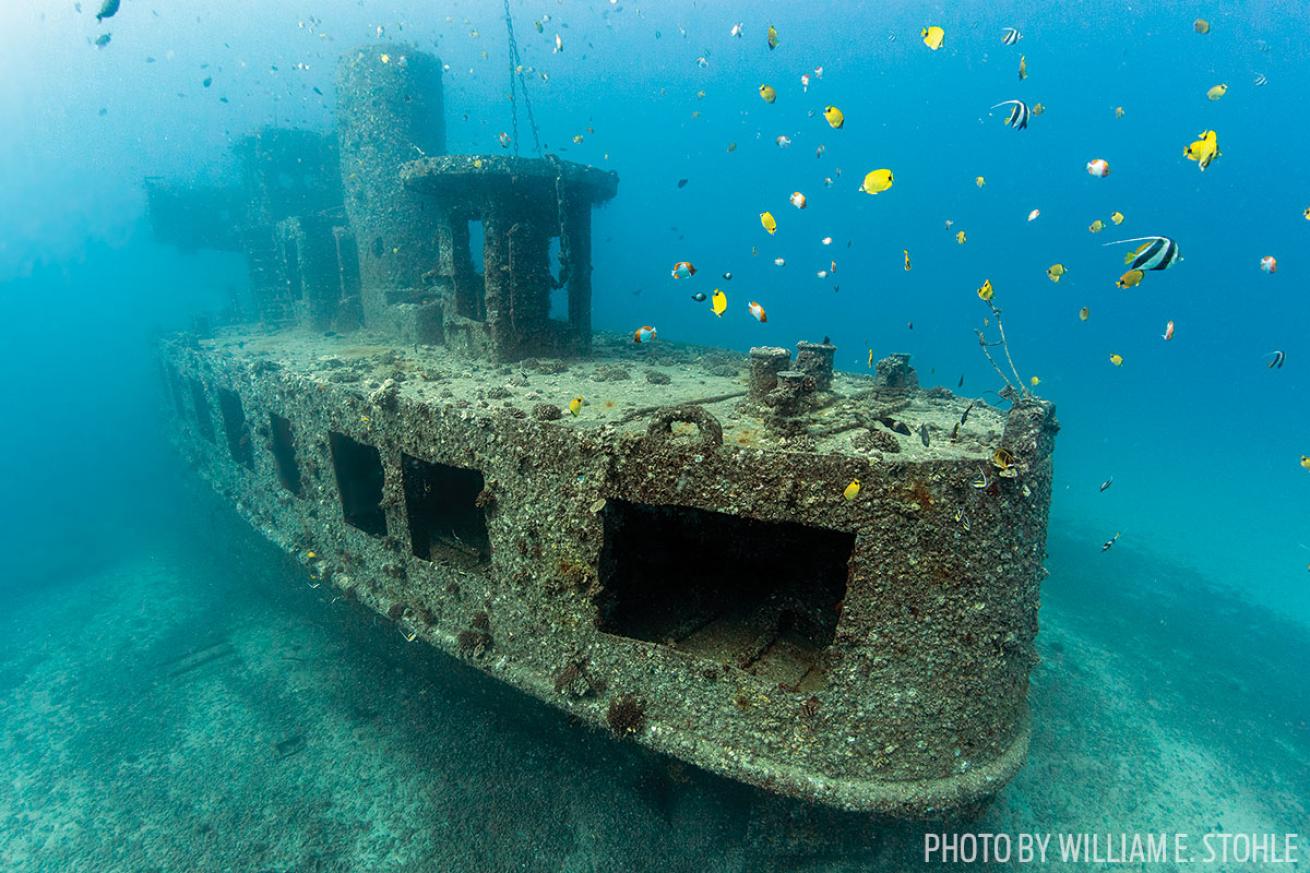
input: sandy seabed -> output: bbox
[1,490,1306,872]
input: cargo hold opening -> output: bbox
[595,500,853,690]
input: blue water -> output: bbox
[2,2,1308,869]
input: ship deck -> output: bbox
[204,327,1008,463]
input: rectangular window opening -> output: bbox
[189,378,215,442]
[269,413,303,496]
[596,501,853,690]
[401,454,490,564]
[467,219,485,278]
[217,388,255,470]
[548,236,568,321]
[329,431,387,536]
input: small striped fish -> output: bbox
[991,99,1030,130]
[1104,236,1182,271]
[1001,27,1022,45]
[1253,73,1268,86]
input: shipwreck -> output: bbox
[153,44,1057,819]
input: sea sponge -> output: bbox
[606,693,646,737]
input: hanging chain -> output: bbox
[549,155,571,288]
[503,0,520,156]
[503,0,542,158]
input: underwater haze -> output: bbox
[1,1,1308,871]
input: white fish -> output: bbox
[991,99,1030,130]
[775,135,791,148]
[1027,208,1040,222]
[554,33,563,53]
[774,257,786,266]
[730,22,743,38]
[1254,73,1268,86]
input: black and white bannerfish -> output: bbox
[1103,235,1182,271]
[1254,73,1268,86]
[1267,350,1286,369]
[991,99,1030,130]
[1001,27,1023,46]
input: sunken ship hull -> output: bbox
[154,44,1057,819]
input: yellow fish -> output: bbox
[977,279,994,301]
[1116,269,1145,289]
[1206,83,1228,101]
[1030,376,1040,387]
[921,25,945,51]
[1110,211,1125,225]
[306,550,317,559]
[843,479,861,501]
[1079,306,1090,321]
[956,230,967,245]
[1089,219,1105,233]
[1109,353,1124,367]
[1194,18,1210,34]
[711,289,727,317]
[861,168,894,195]
[1115,106,1125,119]
[1300,455,1310,470]
[903,249,911,271]
[760,211,777,234]
[1031,102,1046,116]
[767,23,779,50]
[1304,207,1310,221]
[758,84,776,103]
[1184,129,1221,172]
[867,347,874,367]
[1018,54,1027,80]
[568,395,584,416]
[975,175,986,188]
[1046,263,1066,283]
[571,134,584,144]
[823,105,844,129]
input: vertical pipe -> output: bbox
[336,46,446,325]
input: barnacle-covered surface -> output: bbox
[162,326,1057,817]
[400,153,618,202]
